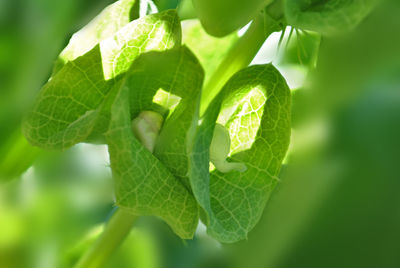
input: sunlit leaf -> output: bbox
[53,0,139,73]
[124,46,205,188]
[106,48,203,238]
[188,64,291,242]
[23,10,181,150]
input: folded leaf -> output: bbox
[192,0,274,36]
[106,61,200,238]
[188,64,291,242]
[285,0,378,35]
[23,10,181,150]
[124,47,205,188]
[54,0,139,73]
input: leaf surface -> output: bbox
[23,10,181,150]
[188,64,291,242]
[106,47,203,238]
[192,0,274,36]
[54,0,139,73]
[285,0,378,35]
[123,47,205,188]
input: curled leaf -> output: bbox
[54,0,139,73]
[188,64,291,242]
[106,84,199,239]
[107,46,204,239]
[23,10,181,150]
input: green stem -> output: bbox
[0,129,41,178]
[200,13,273,114]
[75,208,136,268]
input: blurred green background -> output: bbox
[1,0,399,267]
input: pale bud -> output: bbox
[210,124,247,173]
[132,111,164,153]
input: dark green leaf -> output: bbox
[285,0,378,35]
[192,0,274,36]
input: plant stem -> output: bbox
[75,208,136,268]
[200,13,272,114]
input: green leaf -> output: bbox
[182,19,239,85]
[264,0,286,33]
[23,10,181,150]
[105,48,203,237]
[285,0,378,35]
[188,64,291,242]
[122,47,205,188]
[192,0,274,36]
[53,0,139,73]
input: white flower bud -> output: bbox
[210,124,247,173]
[132,111,164,153]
